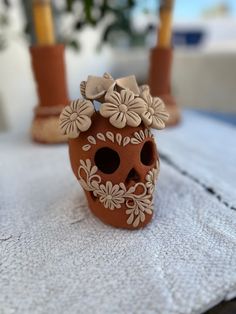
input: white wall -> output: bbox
[172,50,236,112]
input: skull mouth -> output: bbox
[78,159,158,228]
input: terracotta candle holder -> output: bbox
[149,0,180,126]
[31,44,69,143]
[59,73,169,229]
[149,47,180,126]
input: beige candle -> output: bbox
[33,0,55,45]
[157,0,174,48]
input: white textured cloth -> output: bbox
[156,111,236,209]
[0,112,236,314]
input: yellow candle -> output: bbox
[157,0,174,48]
[33,0,55,45]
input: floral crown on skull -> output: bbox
[59,72,169,139]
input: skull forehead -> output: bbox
[87,113,144,139]
[69,113,157,181]
[70,113,149,151]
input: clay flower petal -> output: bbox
[127,98,147,114]
[109,112,126,129]
[151,98,169,129]
[100,102,119,118]
[120,89,135,103]
[60,119,80,139]
[78,100,94,116]
[85,75,114,100]
[59,99,94,138]
[140,90,169,130]
[100,89,146,129]
[142,111,152,126]
[152,115,166,129]
[75,115,92,131]
[126,111,141,127]
[141,89,152,104]
[105,91,121,105]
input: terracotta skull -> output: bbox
[69,113,159,229]
[59,73,169,229]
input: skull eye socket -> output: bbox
[140,141,155,166]
[95,147,120,174]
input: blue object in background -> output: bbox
[173,30,205,47]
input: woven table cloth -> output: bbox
[0,111,236,314]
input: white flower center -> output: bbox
[106,195,112,200]
[148,107,155,115]
[70,112,78,121]
[119,104,128,113]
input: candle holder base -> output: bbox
[157,94,181,126]
[31,116,67,144]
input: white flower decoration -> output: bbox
[145,168,158,195]
[95,181,125,210]
[100,89,146,129]
[140,90,169,129]
[59,99,94,139]
[78,159,156,228]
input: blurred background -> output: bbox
[0,0,236,132]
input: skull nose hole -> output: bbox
[125,168,140,184]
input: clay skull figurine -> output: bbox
[59,73,169,229]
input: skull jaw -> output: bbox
[85,191,154,230]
